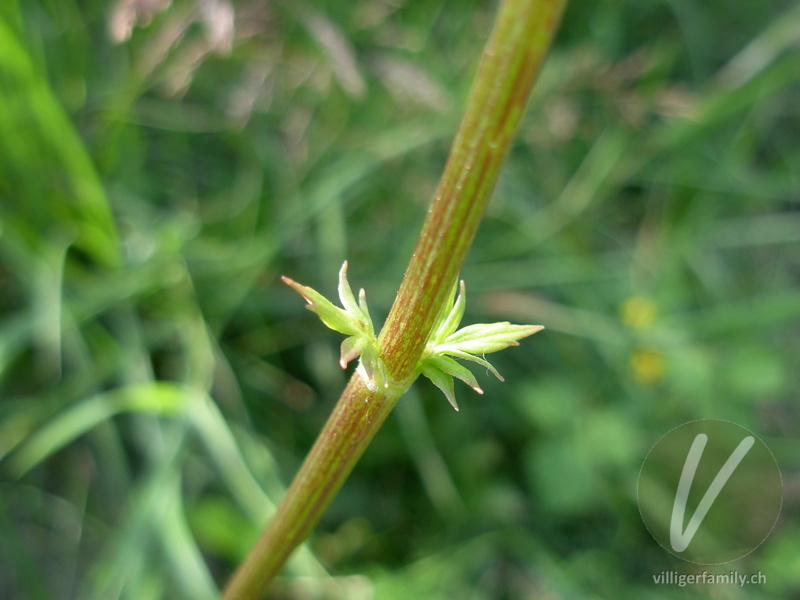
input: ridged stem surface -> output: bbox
[222,1,567,597]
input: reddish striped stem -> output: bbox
[222,1,567,597]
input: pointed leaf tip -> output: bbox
[283,272,362,336]
[281,275,313,304]
[357,288,374,333]
[420,362,459,411]
[338,261,361,316]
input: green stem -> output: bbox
[222,0,566,597]
[222,376,401,598]
[379,0,567,380]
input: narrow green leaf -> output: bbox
[436,280,467,342]
[282,275,361,336]
[429,278,460,342]
[358,287,374,335]
[0,18,119,266]
[337,261,361,317]
[423,354,483,394]
[439,348,505,382]
[10,383,189,477]
[420,363,459,411]
[443,323,543,353]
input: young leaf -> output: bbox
[435,280,467,343]
[424,355,483,394]
[418,279,544,409]
[358,288,373,333]
[442,323,544,354]
[282,262,381,381]
[429,278,460,341]
[282,275,361,336]
[338,261,361,316]
[420,361,460,411]
[438,348,506,382]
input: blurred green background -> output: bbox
[1,0,799,598]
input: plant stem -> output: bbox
[222,0,566,597]
[379,0,567,380]
[222,376,401,598]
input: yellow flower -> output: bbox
[620,296,658,329]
